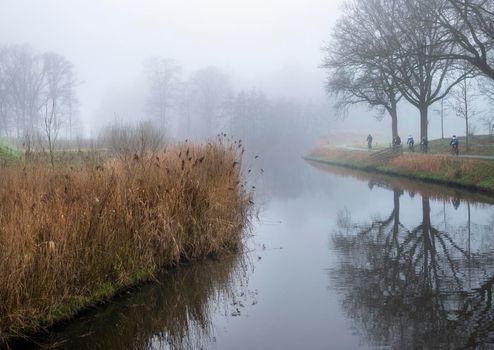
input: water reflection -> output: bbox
[23,256,250,350]
[330,175,494,349]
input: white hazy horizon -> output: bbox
[0,0,478,140]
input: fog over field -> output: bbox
[0,0,487,147]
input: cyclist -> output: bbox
[407,135,415,152]
[366,134,373,150]
[393,135,402,146]
[450,135,459,155]
[420,137,428,153]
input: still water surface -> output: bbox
[27,158,494,349]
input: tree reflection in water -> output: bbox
[22,256,251,350]
[331,183,494,350]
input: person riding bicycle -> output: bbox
[393,135,401,147]
[366,134,373,150]
[407,135,415,152]
[450,135,459,155]
[420,137,428,153]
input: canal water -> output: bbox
[26,158,494,349]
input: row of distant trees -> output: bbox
[0,45,324,160]
[0,45,79,161]
[145,59,274,142]
[145,59,229,138]
[144,58,325,155]
[323,0,494,150]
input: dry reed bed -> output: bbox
[0,140,252,343]
[388,154,476,177]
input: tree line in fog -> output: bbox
[0,45,78,153]
[323,0,494,147]
[0,46,327,157]
[143,57,325,155]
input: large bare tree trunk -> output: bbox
[390,101,398,140]
[420,105,428,142]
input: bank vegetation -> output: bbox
[0,136,252,344]
[306,147,494,193]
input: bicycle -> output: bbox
[451,143,459,156]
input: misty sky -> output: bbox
[0,0,477,140]
[0,1,342,128]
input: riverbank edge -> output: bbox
[8,251,239,346]
[304,156,494,196]
[11,267,157,343]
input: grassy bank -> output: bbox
[309,161,494,205]
[306,147,494,193]
[427,135,494,155]
[0,140,21,163]
[0,140,252,344]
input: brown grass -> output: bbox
[388,154,476,178]
[0,140,252,344]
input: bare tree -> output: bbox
[434,98,447,139]
[0,44,79,153]
[368,0,470,141]
[326,0,469,142]
[433,0,494,79]
[322,0,402,140]
[41,96,61,166]
[475,76,494,137]
[40,52,76,166]
[6,45,45,145]
[449,71,479,151]
[189,66,230,138]
[145,57,181,133]
[480,112,494,137]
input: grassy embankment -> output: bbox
[0,140,21,163]
[0,140,252,345]
[309,160,494,205]
[306,147,494,193]
[427,135,494,155]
